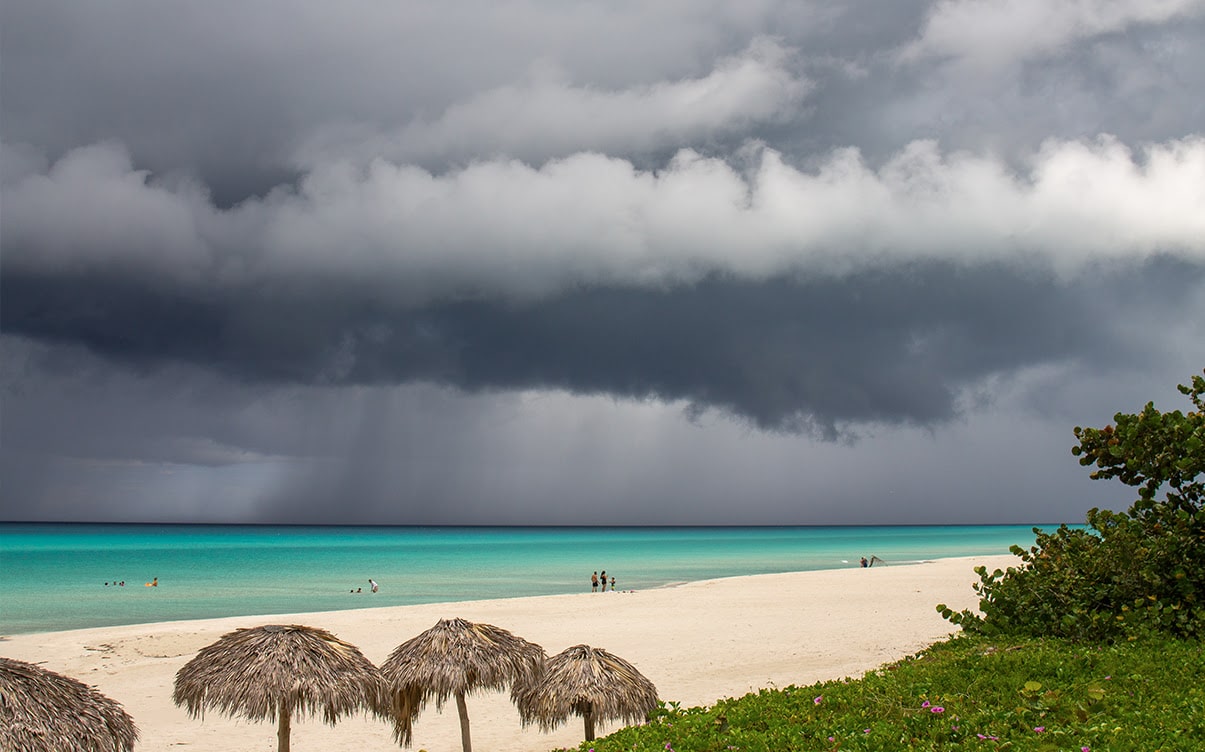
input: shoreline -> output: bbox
[3,522,1050,636]
[1,554,1014,752]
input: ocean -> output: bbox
[0,524,1057,635]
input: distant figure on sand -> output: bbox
[599,570,607,592]
[591,571,599,592]
[369,579,379,593]
[610,575,616,591]
[860,557,868,568]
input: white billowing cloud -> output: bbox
[4,135,1204,302]
[240,134,1205,295]
[902,0,1205,70]
[0,142,217,282]
[294,37,809,169]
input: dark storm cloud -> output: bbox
[2,0,1204,524]
[4,259,1200,435]
[4,325,1197,525]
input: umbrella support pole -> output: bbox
[277,702,291,752]
[584,707,596,741]
[455,691,473,752]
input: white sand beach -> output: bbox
[1,555,1013,752]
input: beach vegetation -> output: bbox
[558,633,1204,752]
[940,369,1205,641]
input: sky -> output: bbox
[2,0,1203,525]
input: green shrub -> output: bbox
[940,370,1205,641]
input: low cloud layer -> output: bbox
[6,137,1202,302]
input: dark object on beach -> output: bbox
[0,655,139,752]
[381,617,545,752]
[868,555,885,567]
[173,624,389,752]
[514,644,659,742]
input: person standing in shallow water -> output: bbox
[599,571,607,592]
[591,571,599,592]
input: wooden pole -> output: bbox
[277,700,291,752]
[455,691,473,752]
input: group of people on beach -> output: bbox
[591,570,616,592]
[103,577,157,587]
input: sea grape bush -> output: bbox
[940,369,1205,640]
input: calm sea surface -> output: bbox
[0,524,1057,635]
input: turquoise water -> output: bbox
[0,524,1053,635]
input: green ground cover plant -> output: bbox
[561,635,1204,752]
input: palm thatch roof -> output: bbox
[380,617,546,746]
[173,624,389,752]
[514,644,658,741]
[0,655,139,752]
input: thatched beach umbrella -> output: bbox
[0,655,139,752]
[173,624,389,752]
[381,617,545,752]
[514,644,659,742]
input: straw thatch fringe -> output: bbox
[514,644,658,740]
[0,655,139,752]
[173,624,389,752]
[381,617,546,746]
